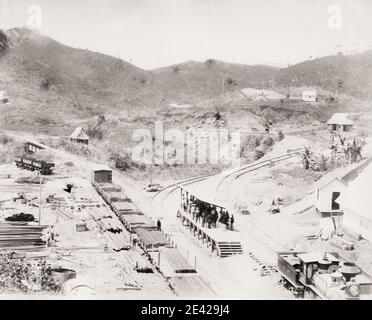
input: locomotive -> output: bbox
[278,252,372,299]
[14,156,55,175]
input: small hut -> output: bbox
[0,91,8,103]
[327,113,354,132]
[70,127,89,145]
[302,90,317,102]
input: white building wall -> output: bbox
[315,179,346,213]
[343,208,372,241]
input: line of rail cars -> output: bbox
[91,166,168,250]
[14,156,55,175]
[277,252,372,299]
[91,166,217,297]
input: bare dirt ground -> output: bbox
[2,122,372,299]
[0,137,175,298]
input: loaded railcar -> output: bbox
[15,156,55,175]
[91,167,169,251]
[277,252,372,300]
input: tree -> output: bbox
[345,136,365,163]
[302,146,313,170]
[335,78,343,95]
[319,154,329,172]
[277,130,285,141]
[0,30,9,56]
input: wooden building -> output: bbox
[314,158,372,236]
[327,113,354,132]
[70,127,89,144]
[302,90,317,102]
[26,141,44,153]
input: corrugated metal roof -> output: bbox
[327,113,354,125]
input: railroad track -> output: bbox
[214,150,303,202]
[151,175,212,204]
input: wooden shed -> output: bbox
[327,113,354,132]
[70,127,89,144]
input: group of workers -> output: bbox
[181,193,234,230]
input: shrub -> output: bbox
[0,133,12,145]
[0,30,9,56]
[109,152,135,171]
[34,115,53,126]
[226,78,237,86]
[277,130,285,141]
[86,125,103,140]
[205,59,216,69]
[0,253,61,294]
[253,149,265,160]
[263,136,274,147]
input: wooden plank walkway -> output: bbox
[177,210,243,257]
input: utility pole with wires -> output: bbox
[38,172,42,225]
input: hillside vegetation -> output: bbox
[0,27,371,135]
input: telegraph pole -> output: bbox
[38,172,42,225]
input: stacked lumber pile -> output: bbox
[88,208,130,251]
[72,197,100,209]
[15,176,43,184]
[161,248,196,274]
[120,250,153,273]
[116,256,142,289]
[98,217,123,233]
[88,207,112,220]
[48,195,69,208]
[134,228,168,249]
[0,223,47,249]
[104,231,130,251]
[170,276,217,298]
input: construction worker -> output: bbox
[195,207,201,223]
[201,211,206,227]
[230,215,235,231]
[210,207,216,228]
[132,233,139,249]
[45,226,56,247]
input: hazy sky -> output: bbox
[1,0,372,69]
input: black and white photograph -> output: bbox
[0,0,372,304]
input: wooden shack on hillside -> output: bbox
[302,90,317,102]
[70,127,89,144]
[327,113,354,132]
[0,91,8,103]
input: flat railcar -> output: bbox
[91,167,168,250]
